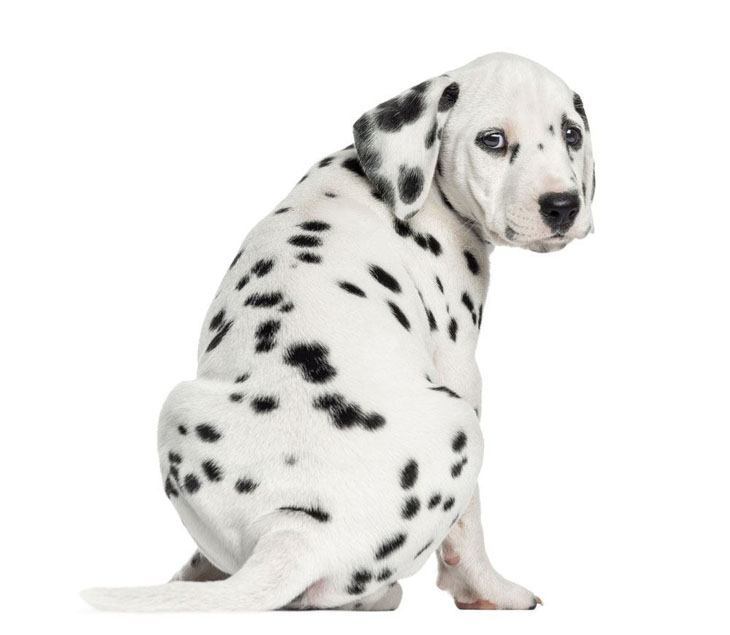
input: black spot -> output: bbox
[448,318,458,342]
[478,304,483,328]
[244,291,282,308]
[452,431,467,453]
[280,302,295,313]
[164,476,178,498]
[299,220,331,232]
[427,494,442,509]
[284,454,297,466]
[463,250,480,275]
[369,265,401,293]
[397,165,424,205]
[251,258,274,278]
[236,274,251,291]
[184,474,201,494]
[375,91,425,132]
[573,93,590,131]
[325,191,337,198]
[202,459,223,482]
[429,385,460,399]
[205,320,234,352]
[235,372,250,383]
[414,540,434,559]
[319,156,334,167]
[371,175,395,208]
[209,309,226,331]
[288,234,322,248]
[279,505,331,523]
[229,250,243,269]
[168,451,182,464]
[443,497,455,512]
[342,156,367,178]
[347,569,372,595]
[376,568,392,582]
[229,392,243,402]
[451,457,468,478]
[387,301,411,331]
[296,252,322,264]
[412,80,431,93]
[438,82,459,111]
[284,342,337,383]
[461,291,474,312]
[375,533,407,560]
[338,281,366,297]
[255,319,281,353]
[426,308,437,331]
[393,218,412,237]
[548,124,555,135]
[427,235,442,256]
[400,459,418,489]
[234,477,258,494]
[250,395,279,413]
[538,143,544,151]
[509,143,520,164]
[195,424,221,442]
[425,119,438,148]
[314,393,386,431]
[274,207,291,214]
[436,276,444,293]
[177,425,187,435]
[402,496,421,520]
[414,233,428,249]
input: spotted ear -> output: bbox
[574,93,596,207]
[353,76,460,221]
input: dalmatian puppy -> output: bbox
[83,52,594,612]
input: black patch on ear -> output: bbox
[375,533,407,560]
[313,393,386,430]
[412,80,431,93]
[369,265,402,293]
[284,342,337,383]
[374,91,426,132]
[371,175,395,209]
[438,82,460,111]
[397,165,424,205]
[573,93,590,131]
[425,119,438,149]
[509,143,520,164]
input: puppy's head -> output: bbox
[353,53,595,253]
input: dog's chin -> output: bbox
[527,238,569,253]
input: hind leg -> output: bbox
[337,583,403,611]
[170,550,229,582]
[436,489,540,610]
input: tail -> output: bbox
[81,531,320,612]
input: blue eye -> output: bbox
[564,126,582,148]
[476,129,507,152]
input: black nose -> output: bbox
[538,191,580,233]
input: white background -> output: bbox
[1,1,728,633]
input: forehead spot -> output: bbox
[548,124,555,135]
[537,143,544,151]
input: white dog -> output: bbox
[83,52,594,612]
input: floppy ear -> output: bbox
[574,93,596,207]
[353,76,460,220]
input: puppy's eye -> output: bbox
[564,126,582,148]
[475,129,507,153]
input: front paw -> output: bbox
[437,557,541,610]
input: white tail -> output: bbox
[81,531,320,612]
